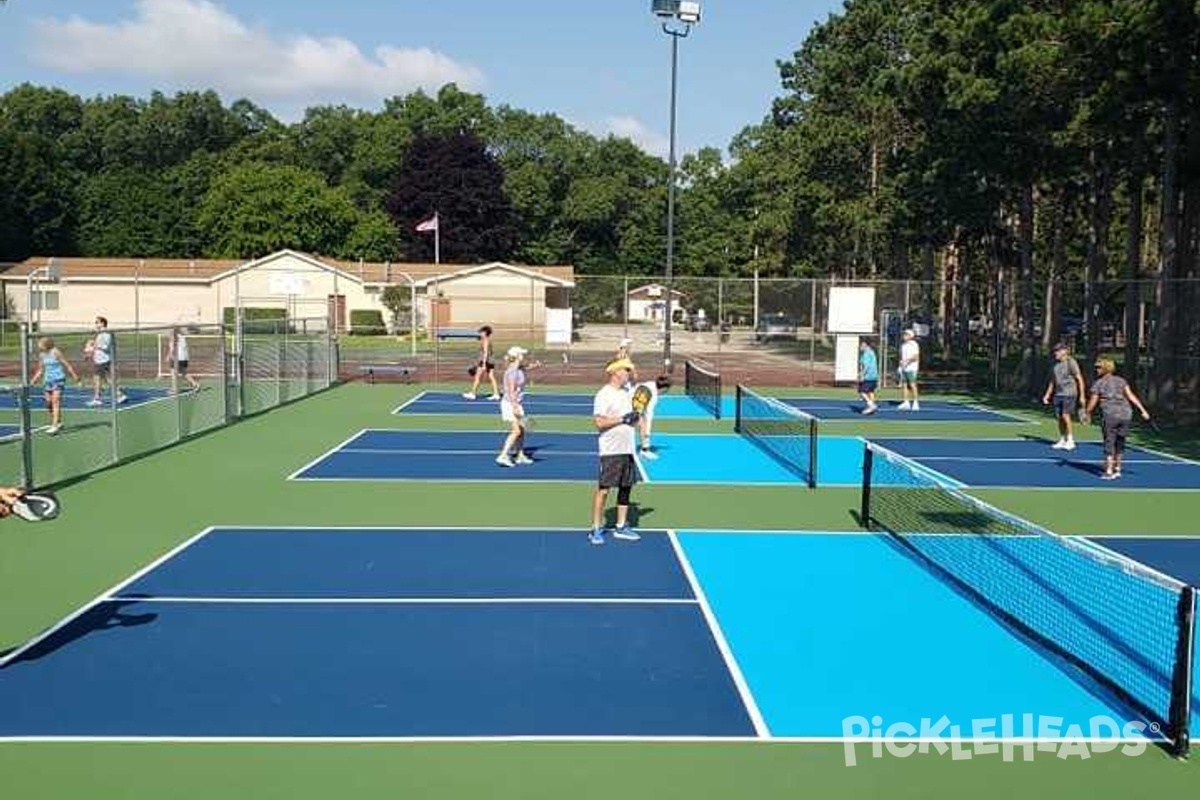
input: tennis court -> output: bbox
[0,385,176,411]
[394,390,1023,423]
[2,381,1199,798]
[870,437,1200,490]
[3,525,1193,741]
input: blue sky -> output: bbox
[0,0,843,158]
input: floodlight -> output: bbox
[651,0,679,18]
[677,1,700,23]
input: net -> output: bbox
[734,384,818,488]
[684,360,721,419]
[860,441,1196,757]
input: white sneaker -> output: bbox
[1051,439,1066,449]
[85,399,103,407]
[117,393,128,404]
[639,448,659,460]
[488,393,501,400]
[898,401,911,411]
[1062,439,1075,450]
[911,401,920,411]
[46,424,61,435]
[495,454,514,467]
[514,452,534,465]
[462,392,477,400]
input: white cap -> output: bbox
[506,346,527,358]
[902,328,915,337]
[619,337,633,348]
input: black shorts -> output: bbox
[94,362,111,377]
[175,359,190,374]
[598,454,639,489]
[1053,395,1078,417]
[1101,417,1131,455]
[858,380,877,394]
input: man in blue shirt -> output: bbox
[858,339,879,414]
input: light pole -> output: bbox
[651,0,700,374]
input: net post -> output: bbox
[714,368,722,420]
[1168,586,1195,758]
[807,417,818,489]
[733,383,739,431]
[860,444,873,528]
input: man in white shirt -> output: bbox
[590,358,642,546]
[633,375,672,459]
[898,329,921,411]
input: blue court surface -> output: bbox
[0,385,173,411]
[871,437,1200,490]
[291,429,866,485]
[0,424,18,440]
[0,526,1194,740]
[394,391,1023,423]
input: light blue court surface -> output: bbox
[1,527,1191,739]
[291,429,866,485]
[395,391,1024,423]
[872,437,1200,490]
[680,531,1199,737]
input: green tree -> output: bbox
[385,130,515,262]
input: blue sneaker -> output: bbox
[612,525,640,542]
[588,528,607,546]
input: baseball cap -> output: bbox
[1053,342,1069,352]
[619,337,633,348]
[506,346,528,358]
[902,328,915,337]
[606,357,635,374]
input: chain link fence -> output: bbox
[0,316,335,490]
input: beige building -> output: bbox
[0,250,575,339]
[627,282,686,323]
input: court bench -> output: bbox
[434,328,481,341]
[359,364,418,384]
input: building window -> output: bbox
[31,291,60,311]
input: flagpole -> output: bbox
[434,212,440,265]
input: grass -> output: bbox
[0,381,1196,798]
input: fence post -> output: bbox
[18,323,34,490]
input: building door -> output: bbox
[327,294,346,333]
[432,297,452,329]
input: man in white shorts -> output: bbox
[897,328,920,411]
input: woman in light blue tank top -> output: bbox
[30,336,80,435]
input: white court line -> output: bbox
[0,734,1161,744]
[668,530,770,738]
[0,527,217,670]
[389,390,428,415]
[286,427,375,480]
[916,455,1186,466]
[106,596,698,605]
[337,447,597,457]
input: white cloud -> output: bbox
[28,0,484,111]
[603,116,669,158]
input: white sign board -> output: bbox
[269,272,311,296]
[544,307,573,346]
[835,335,861,382]
[827,286,875,333]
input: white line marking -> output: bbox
[667,530,770,738]
[389,390,428,415]
[286,428,372,480]
[0,734,1160,744]
[337,448,598,457]
[108,596,699,605]
[916,456,1184,466]
[0,527,217,669]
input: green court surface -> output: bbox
[1,382,1197,799]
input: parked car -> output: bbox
[755,313,799,342]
